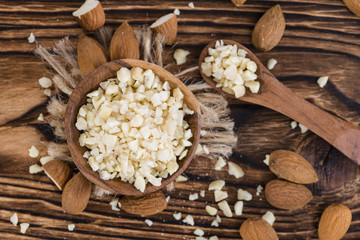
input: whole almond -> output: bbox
[109,22,140,60]
[77,34,108,76]
[239,218,278,240]
[318,204,352,240]
[43,160,72,190]
[62,172,92,214]
[231,0,247,7]
[120,190,167,216]
[252,4,285,51]
[72,1,105,31]
[265,179,313,210]
[269,150,318,184]
[343,0,360,17]
[150,13,178,45]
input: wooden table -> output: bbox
[0,0,359,239]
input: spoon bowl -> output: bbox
[65,59,201,196]
[199,39,360,164]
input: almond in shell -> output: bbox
[109,22,140,60]
[269,150,318,184]
[77,34,108,76]
[72,0,105,31]
[62,172,92,214]
[43,160,72,190]
[265,179,313,210]
[239,218,278,240]
[120,190,167,216]
[252,4,285,51]
[150,13,178,45]
[318,203,352,240]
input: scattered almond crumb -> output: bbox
[166,196,170,202]
[176,175,188,182]
[208,180,225,191]
[183,214,194,225]
[173,212,182,220]
[237,189,252,201]
[166,182,175,191]
[28,33,35,43]
[263,154,270,166]
[189,193,199,201]
[38,77,53,88]
[174,49,190,65]
[262,211,275,226]
[145,219,153,227]
[44,89,52,97]
[174,8,180,15]
[256,185,263,196]
[10,213,18,226]
[194,228,204,237]
[37,113,44,121]
[205,205,218,216]
[299,123,309,133]
[228,162,244,178]
[210,236,219,240]
[195,144,203,154]
[218,200,232,217]
[29,164,43,174]
[267,58,277,70]
[28,146,39,158]
[234,201,244,215]
[214,190,228,202]
[214,156,226,170]
[109,197,121,211]
[40,156,53,165]
[216,215,221,223]
[68,224,75,231]
[200,190,205,197]
[188,2,195,8]
[195,237,207,240]
[203,145,210,154]
[200,130,207,136]
[20,223,30,234]
[317,76,329,88]
[291,120,298,129]
[211,219,219,227]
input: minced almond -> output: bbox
[214,156,226,170]
[194,228,204,236]
[218,200,232,217]
[68,224,75,231]
[267,58,277,70]
[10,213,18,226]
[208,180,225,191]
[214,190,228,202]
[299,123,309,133]
[29,164,43,174]
[234,201,243,215]
[205,205,218,216]
[237,189,252,201]
[317,76,329,88]
[183,214,194,225]
[174,49,190,65]
[173,212,182,220]
[176,175,188,182]
[28,146,39,158]
[145,219,153,227]
[228,162,244,178]
[20,223,30,234]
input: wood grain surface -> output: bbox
[0,0,359,239]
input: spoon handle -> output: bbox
[243,72,360,164]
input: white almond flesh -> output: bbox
[189,193,199,201]
[214,190,228,202]
[188,2,195,8]
[174,49,190,65]
[208,180,225,191]
[299,123,309,133]
[38,77,53,88]
[10,213,18,226]
[200,190,205,197]
[173,212,182,220]
[68,224,75,231]
[44,89,52,97]
[72,0,99,17]
[145,219,153,227]
[228,162,244,178]
[209,236,219,240]
[291,120,298,129]
[29,164,43,174]
[218,200,232,217]
[205,205,218,216]
[20,223,30,234]
[216,215,221,223]
[317,76,329,88]
[267,58,277,70]
[194,228,204,236]
[174,8,180,15]
[109,198,120,211]
[176,175,188,182]
[40,156,53,165]
[183,214,194,225]
[37,113,44,121]
[234,201,243,215]
[28,146,39,158]
[150,13,175,28]
[237,189,252,201]
[211,219,219,227]
[263,154,270,166]
[262,211,276,226]
[256,185,263,196]
[214,156,226,170]
[28,33,35,43]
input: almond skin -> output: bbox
[43,160,72,190]
[150,13,178,45]
[265,179,313,210]
[73,1,105,31]
[120,190,167,216]
[343,0,360,17]
[269,150,318,184]
[252,4,285,51]
[318,204,352,240]
[77,34,108,76]
[62,172,92,214]
[109,22,140,61]
[240,218,278,240]
[231,0,247,7]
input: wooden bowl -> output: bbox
[65,59,201,196]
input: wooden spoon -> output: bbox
[199,40,360,164]
[65,59,201,196]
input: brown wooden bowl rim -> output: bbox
[65,59,201,196]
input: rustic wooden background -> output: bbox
[0,0,360,239]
